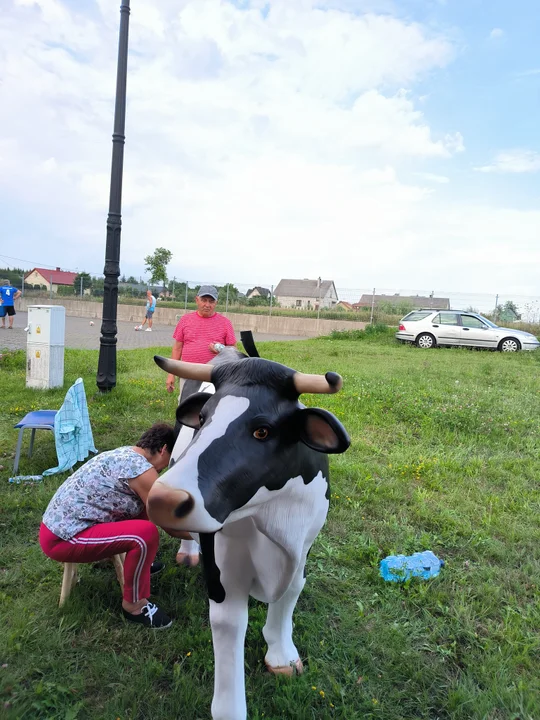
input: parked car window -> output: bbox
[461,315,487,329]
[437,312,460,326]
[402,311,433,321]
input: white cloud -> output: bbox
[415,172,450,183]
[475,149,540,174]
[489,27,504,40]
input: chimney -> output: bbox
[56,267,60,271]
[317,277,321,288]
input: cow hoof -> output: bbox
[176,552,200,568]
[266,658,304,676]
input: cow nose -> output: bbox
[147,483,193,526]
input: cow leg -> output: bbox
[263,564,306,675]
[205,533,252,720]
[176,539,200,567]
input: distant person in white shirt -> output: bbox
[135,290,157,332]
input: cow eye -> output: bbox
[253,427,269,441]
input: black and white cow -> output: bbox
[148,350,350,720]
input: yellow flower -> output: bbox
[186,651,192,656]
[311,686,317,690]
[319,690,325,698]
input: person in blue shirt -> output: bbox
[135,290,157,332]
[0,280,22,329]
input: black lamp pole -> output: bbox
[97,0,131,392]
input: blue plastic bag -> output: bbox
[380,550,444,582]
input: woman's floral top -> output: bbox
[43,447,153,540]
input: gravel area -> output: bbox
[0,312,308,352]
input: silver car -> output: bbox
[396,309,540,352]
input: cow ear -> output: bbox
[296,408,351,454]
[176,392,213,429]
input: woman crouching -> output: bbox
[39,423,178,629]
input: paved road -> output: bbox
[0,312,308,352]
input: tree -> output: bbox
[73,272,92,294]
[57,284,75,296]
[495,300,521,322]
[220,283,239,303]
[144,248,173,285]
[91,277,105,297]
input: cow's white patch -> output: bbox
[171,381,215,464]
[223,471,329,602]
[161,394,250,530]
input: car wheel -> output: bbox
[416,333,436,349]
[498,337,521,352]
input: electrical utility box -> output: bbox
[26,305,66,389]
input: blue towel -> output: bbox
[43,378,97,475]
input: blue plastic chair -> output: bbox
[13,410,57,475]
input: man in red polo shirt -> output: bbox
[165,285,237,396]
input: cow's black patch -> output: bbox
[211,358,299,401]
[199,532,226,603]
[303,547,312,579]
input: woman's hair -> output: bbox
[136,423,176,454]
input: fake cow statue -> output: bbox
[148,346,350,720]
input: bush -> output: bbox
[57,285,75,296]
[329,323,394,341]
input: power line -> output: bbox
[0,253,70,270]
[0,253,104,277]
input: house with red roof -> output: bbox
[24,267,79,294]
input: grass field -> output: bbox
[1,334,539,719]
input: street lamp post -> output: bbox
[97,0,131,392]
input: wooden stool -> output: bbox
[59,553,126,607]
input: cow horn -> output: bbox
[154,355,213,381]
[293,371,343,394]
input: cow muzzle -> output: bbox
[147,482,194,527]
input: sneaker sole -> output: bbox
[123,616,173,630]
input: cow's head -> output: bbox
[147,355,350,533]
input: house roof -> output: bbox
[355,294,450,309]
[246,286,271,297]
[274,279,336,299]
[25,268,77,286]
[337,301,353,310]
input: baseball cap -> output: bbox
[197,284,219,300]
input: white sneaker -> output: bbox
[145,327,152,332]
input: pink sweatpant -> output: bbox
[39,521,159,603]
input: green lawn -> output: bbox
[1,336,539,720]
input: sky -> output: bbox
[1,0,539,302]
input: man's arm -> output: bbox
[166,340,183,393]
[14,290,22,301]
